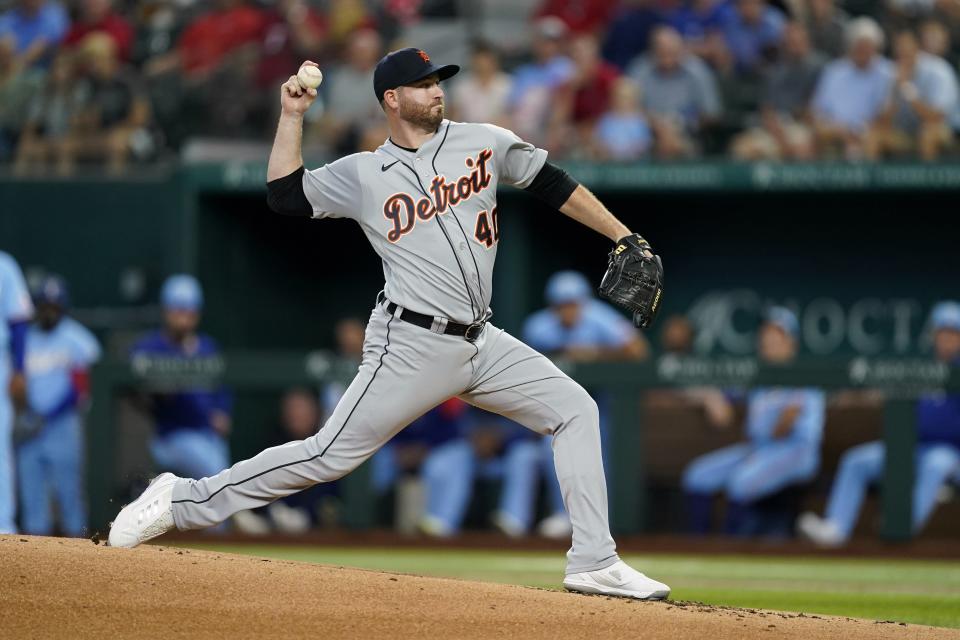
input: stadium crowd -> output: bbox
[2,0,960,172]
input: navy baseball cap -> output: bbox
[33,274,70,308]
[373,47,459,102]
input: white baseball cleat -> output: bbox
[796,512,845,548]
[108,473,179,548]
[564,560,671,600]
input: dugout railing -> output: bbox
[86,354,959,539]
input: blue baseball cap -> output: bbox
[931,301,960,331]
[545,271,592,305]
[161,274,203,311]
[32,274,70,308]
[764,306,799,338]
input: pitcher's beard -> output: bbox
[400,98,445,130]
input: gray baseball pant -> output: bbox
[171,303,620,574]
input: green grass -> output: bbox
[184,544,960,629]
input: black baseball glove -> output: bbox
[598,233,664,329]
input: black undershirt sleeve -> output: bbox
[266,165,313,217]
[523,161,580,210]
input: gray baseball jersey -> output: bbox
[303,120,546,322]
[171,120,620,575]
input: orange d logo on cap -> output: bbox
[418,50,431,63]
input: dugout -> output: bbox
[2,161,960,537]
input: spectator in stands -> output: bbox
[13,52,83,176]
[798,301,960,547]
[141,0,266,140]
[0,35,44,160]
[683,307,826,536]
[63,0,133,61]
[255,0,326,98]
[130,0,188,67]
[602,0,662,71]
[56,34,150,174]
[130,275,233,484]
[661,0,727,51]
[144,0,265,80]
[0,0,68,69]
[535,0,617,34]
[127,0,186,149]
[920,22,960,126]
[732,21,824,160]
[325,0,376,48]
[16,275,99,537]
[548,33,621,155]
[313,28,384,154]
[592,77,653,161]
[702,32,763,153]
[919,19,955,67]
[627,26,722,158]
[907,10,960,99]
[507,17,574,147]
[718,0,786,73]
[450,40,512,126]
[865,30,959,161]
[811,17,893,160]
[802,0,848,58]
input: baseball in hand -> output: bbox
[297,65,323,90]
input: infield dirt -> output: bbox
[1,535,957,639]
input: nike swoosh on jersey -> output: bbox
[381,161,399,172]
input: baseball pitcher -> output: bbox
[109,48,667,599]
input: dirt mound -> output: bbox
[1,536,955,639]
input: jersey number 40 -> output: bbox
[474,208,500,249]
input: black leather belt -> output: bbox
[379,293,485,341]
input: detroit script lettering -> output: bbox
[383,149,494,243]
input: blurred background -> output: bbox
[0,0,958,560]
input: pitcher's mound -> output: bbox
[0,536,953,639]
